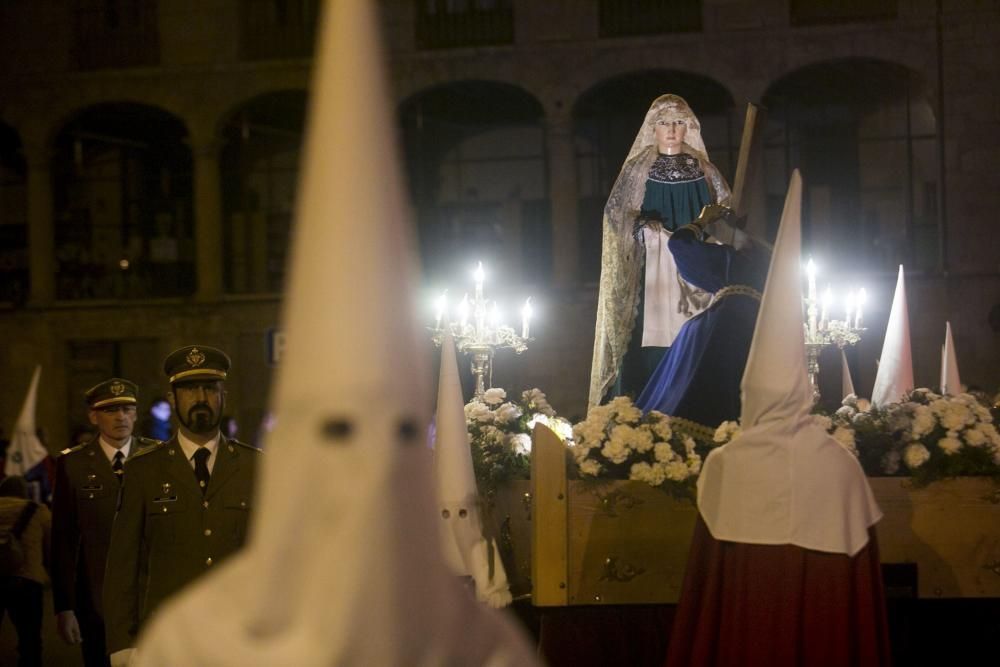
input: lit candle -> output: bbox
[845,290,855,328]
[855,288,867,329]
[474,262,485,301]
[434,291,447,330]
[820,286,832,331]
[458,294,469,329]
[806,258,817,302]
[521,297,532,338]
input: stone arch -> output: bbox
[761,58,938,272]
[399,80,550,285]
[0,120,28,304]
[50,102,194,300]
[572,70,736,281]
[217,90,309,293]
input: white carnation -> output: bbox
[629,462,665,486]
[664,461,690,481]
[903,443,930,469]
[522,388,556,417]
[937,435,962,455]
[579,459,602,476]
[509,433,531,455]
[686,454,702,476]
[465,400,493,424]
[713,420,741,443]
[482,387,507,406]
[653,442,676,463]
[550,417,575,442]
[963,425,987,447]
[909,405,936,439]
[494,402,522,424]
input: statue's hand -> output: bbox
[696,203,734,226]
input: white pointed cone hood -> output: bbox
[737,171,812,429]
[697,170,882,556]
[15,366,41,433]
[841,349,857,400]
[434,333,513,607]
[134,1,536,664]
[871,266,913,406]
[941,321,962,395]
[5,366,49,477]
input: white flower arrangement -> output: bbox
[706,390,1000,487]
[827,390,1000,484]
[569,397,714,497]
[465,387,572,494]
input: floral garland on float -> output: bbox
[465,388,1000,495]
[568,396,718,500]
[710,390,1000,488]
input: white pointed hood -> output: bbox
[135,1,537,664]
[697,170,882,556]
[841,349,856,401]
[435,333,513,607]
[941,321,962,395]
[871,266,913,406]
[4,365,49,477]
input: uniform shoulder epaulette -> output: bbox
[229,438,263,453]
[59,443,89,457]
[130,440,167,460]
[134,436,162,449]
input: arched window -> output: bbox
[219,91,307,294]
[51,103,193,300]
[0,122,27,304]
[762,59,938,272]
[400,82,549,286]
[573,71,736,282]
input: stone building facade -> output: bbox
[0,0,997,451]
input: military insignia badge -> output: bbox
[110,380,125,396]
[162,482,172,495]
[186,347,206,368]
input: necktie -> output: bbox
[193,447,211,494]
[112,451,124,480]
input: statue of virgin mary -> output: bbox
[589,94,731,405]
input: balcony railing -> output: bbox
[240,0,319,61]
[416,0,514,50]
[73,0,159,70]
[598,0,702,38]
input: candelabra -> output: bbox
[430,262,532,398]
[804,259,866,402]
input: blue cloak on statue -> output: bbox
[635,225,770,428]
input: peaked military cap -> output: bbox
[85,378,139,409]
[164,345,231,384]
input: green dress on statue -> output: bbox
[609,152,713,401]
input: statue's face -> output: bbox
[654,115,688,155]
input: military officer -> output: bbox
[103,346,261,665]
[51,378,159,667]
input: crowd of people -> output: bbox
[1,344,261,667]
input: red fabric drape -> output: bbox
[666,517,892,666]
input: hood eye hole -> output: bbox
[321,418,353,443]
[398,419,419,444]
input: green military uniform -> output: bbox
[51,378,158,667]
[102,346,262,655]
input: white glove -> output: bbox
[110,648,137,667]
[56,610,83,644]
